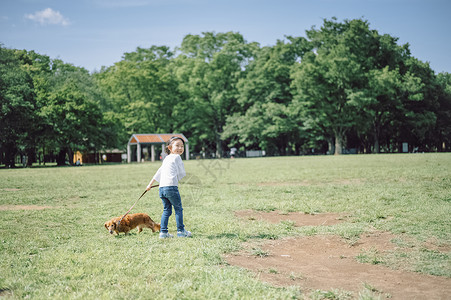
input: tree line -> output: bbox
[1,18,451,167]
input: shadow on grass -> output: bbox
[113,232,140,238]
[0,288,12,297]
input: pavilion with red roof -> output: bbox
[127,133,189,163]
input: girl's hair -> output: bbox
[165,136,185,154]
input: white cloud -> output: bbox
[25,8,70,26]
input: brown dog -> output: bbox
[104,213,161,235]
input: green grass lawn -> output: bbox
[1,154,450,299]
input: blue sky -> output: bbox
[1,0,450,73]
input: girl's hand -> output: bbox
[146,179,156,191]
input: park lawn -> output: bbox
[0,153,450,299]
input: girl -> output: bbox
[147,136,191,238]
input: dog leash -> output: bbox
[118,185,159,224]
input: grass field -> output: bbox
[1,154,450,299]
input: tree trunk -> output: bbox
[374,139,380,153]
[328,138,335,155]
[215,130,223,158]
[56,148,67,166]
[334,130,346,155]
[334,136,343,155]
[216,137,222,158]
[4,143,16,168]
[373,124,381,153]
[26,147,35,167]
[42,143,46,166]
[67,148,74,166]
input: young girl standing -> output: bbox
[147,136,191,238]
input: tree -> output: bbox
[223,37,310,154]
[345,31,411,153]
[291,18,376,154]
[15,50,58,165]
[175,32,257,156]
[291,18,436,154]
[38,61,105,165]
[348,67,403,153]
[394,58,439,152]
[13,50,119,166]
[435,72,451,151]
[95,46,179,146]
[0,46,36,167]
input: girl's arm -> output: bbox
[176,156,186,181]
[146,178,157,190]
[147,167,162,190]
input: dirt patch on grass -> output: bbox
[0,205,54,211]
[226,235,451,299]
[227,212,451,299]
[235,210,346,226]
[423,237,451,253]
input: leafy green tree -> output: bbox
[291,18,439,154]
[435,72,451,151]
[291,18,375,154]
[15,50,58,164]
[0,46,36,167]
[95,46,179,146]
[175,32,257,156]
[36,60,105,165]
[15,50,111,166]
[223,37,310,154]
[394,58,439,152]
[344,30,412,153]
[348,66,404,153]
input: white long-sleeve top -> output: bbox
[150,154,186,187]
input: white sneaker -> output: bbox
[177,230,192,238]
[159,232,173,239]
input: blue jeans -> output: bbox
[159,186,185,233]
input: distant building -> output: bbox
[73,149,125,164]
[127,133,189,162]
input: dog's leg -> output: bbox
[138,226,143,233]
